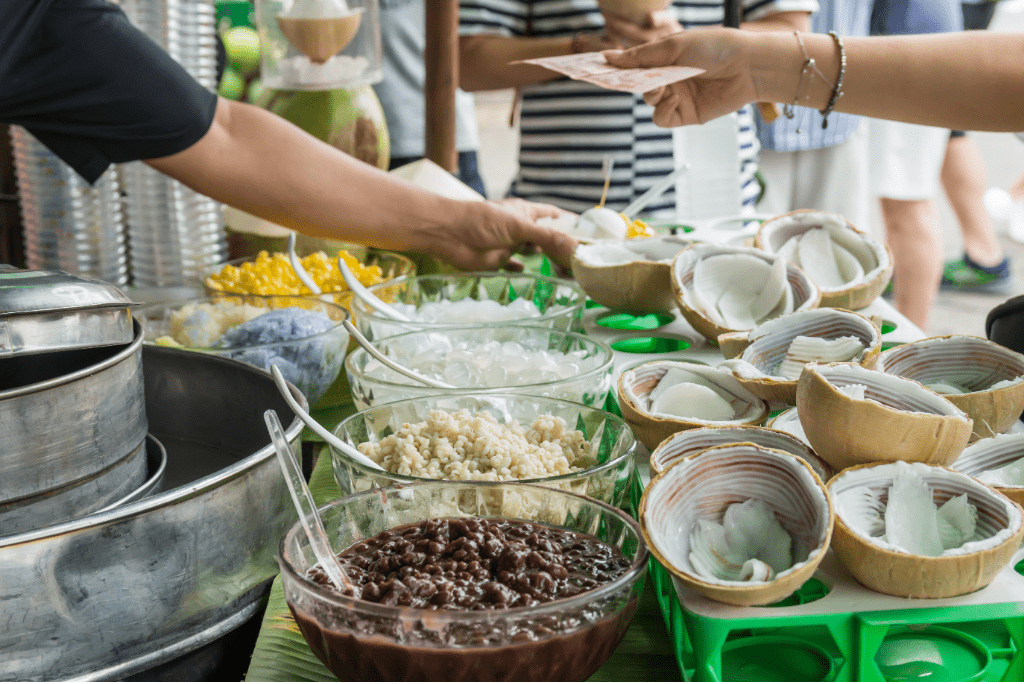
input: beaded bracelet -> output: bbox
[820,31,846,129]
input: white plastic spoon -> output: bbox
[342,320,455,389]
[337,256,412,322]
[620,163,691,219]
[264,408,354,592]
[287,232,324,296]
[270,365,386,471]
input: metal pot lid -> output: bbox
[0,266,136,357]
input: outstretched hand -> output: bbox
[427,200,578,273]
[603,28,756,128]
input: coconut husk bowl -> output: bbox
[670,243,820,342]
[878,335,1024,441]
[648,424,832,483]
[796,363,974,473]
[640,442,834,606]
[571,236,692,315]
[828,461,1024,598]
[756,210,893,310]
[717,308,881,405]
[951,432,1024,508]
[618,360,769,451]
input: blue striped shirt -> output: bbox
[757,0,873,152]
[461,0,819,215]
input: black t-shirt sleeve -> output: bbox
[0,0,218,184]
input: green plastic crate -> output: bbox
[649,549,1024,682]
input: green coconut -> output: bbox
[259,84,390,171]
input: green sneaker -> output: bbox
[941,255,1012,293]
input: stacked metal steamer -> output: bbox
[0,267,305,680]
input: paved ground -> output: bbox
[473,2,1024,339]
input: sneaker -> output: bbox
[941,254,1012,293]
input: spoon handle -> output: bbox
[270,365,385,471]
[264,408,353,592]
[343,320,455,389]
[337,256,412,322]
[621,163,690,219]
[287,233,323,295]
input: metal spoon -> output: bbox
[342,320,455,389]
[264,408,354,592]
[270,365,386,471]
[337,256,412,322]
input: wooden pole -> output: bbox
[424,0,459,174]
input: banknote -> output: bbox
[514,52,704,94]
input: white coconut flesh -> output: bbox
[575,207,628,240]
[689,499,794,582]
[832,461,1021,557]
[977,456,1024,486]
[575,241,646,266]
[820,365,968,417]
[765,212,887,290]
[691,254,791,330]
[643,367,757,422]
[879,336,1024,394]
[770,407,809,445]
[651,426,817,474]
[778,228,866,291]
[776,335,865,381]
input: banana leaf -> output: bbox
[245,421,678,682]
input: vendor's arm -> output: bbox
[145,98,576,271]
[604,28,1024,132]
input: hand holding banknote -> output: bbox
[514,51,704,95]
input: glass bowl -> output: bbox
[277,480,649,681]
[329,392,638,508]
[202,248,416,311]
[344,325,615,410]
[134,294,350,406]
[349,271,587,341]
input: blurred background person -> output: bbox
[940,0,1012,293]
[755,0,874,232]
[868,0,962,329]
[375,0,487,196]
[458,0,816,215]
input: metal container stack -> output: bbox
[10,126,130,287]
[119,0,228,287]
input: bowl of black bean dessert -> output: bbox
[277,481,648,681]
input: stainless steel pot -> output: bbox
[0,345,303,681]
[0,319,147,504]
[98,434,168,513]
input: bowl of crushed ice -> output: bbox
[135,294,350,405]
[344,325,614,410]
[348,271,588,340]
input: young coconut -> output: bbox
[618,361,770,450]
[571,236,693,315]
[796,363,974,473]
[717,308,881,404]
[671,243,820,342]
[756,210,893,310]
[951,432,1024,508]
[828,461,1024,599]
[640,442,834,606]
[768,406,809,444]
[878,335,1024,441]
[648,424,832,483]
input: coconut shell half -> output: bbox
[756,209,893,310]
[571,236,692,315]
[796,363,973,472]
[671,243,820,342]
[618,360,769,450]
[878,335,1024,441]
[951,432,1024,508]
[718,308,881,405]
[641,443,834,606]
[828,461,1024,599]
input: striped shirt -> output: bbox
[460,0,819,215]
[757,0,873,152]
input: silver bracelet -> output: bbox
[820,30,846,129]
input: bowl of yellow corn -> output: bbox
[203,247,415,310]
